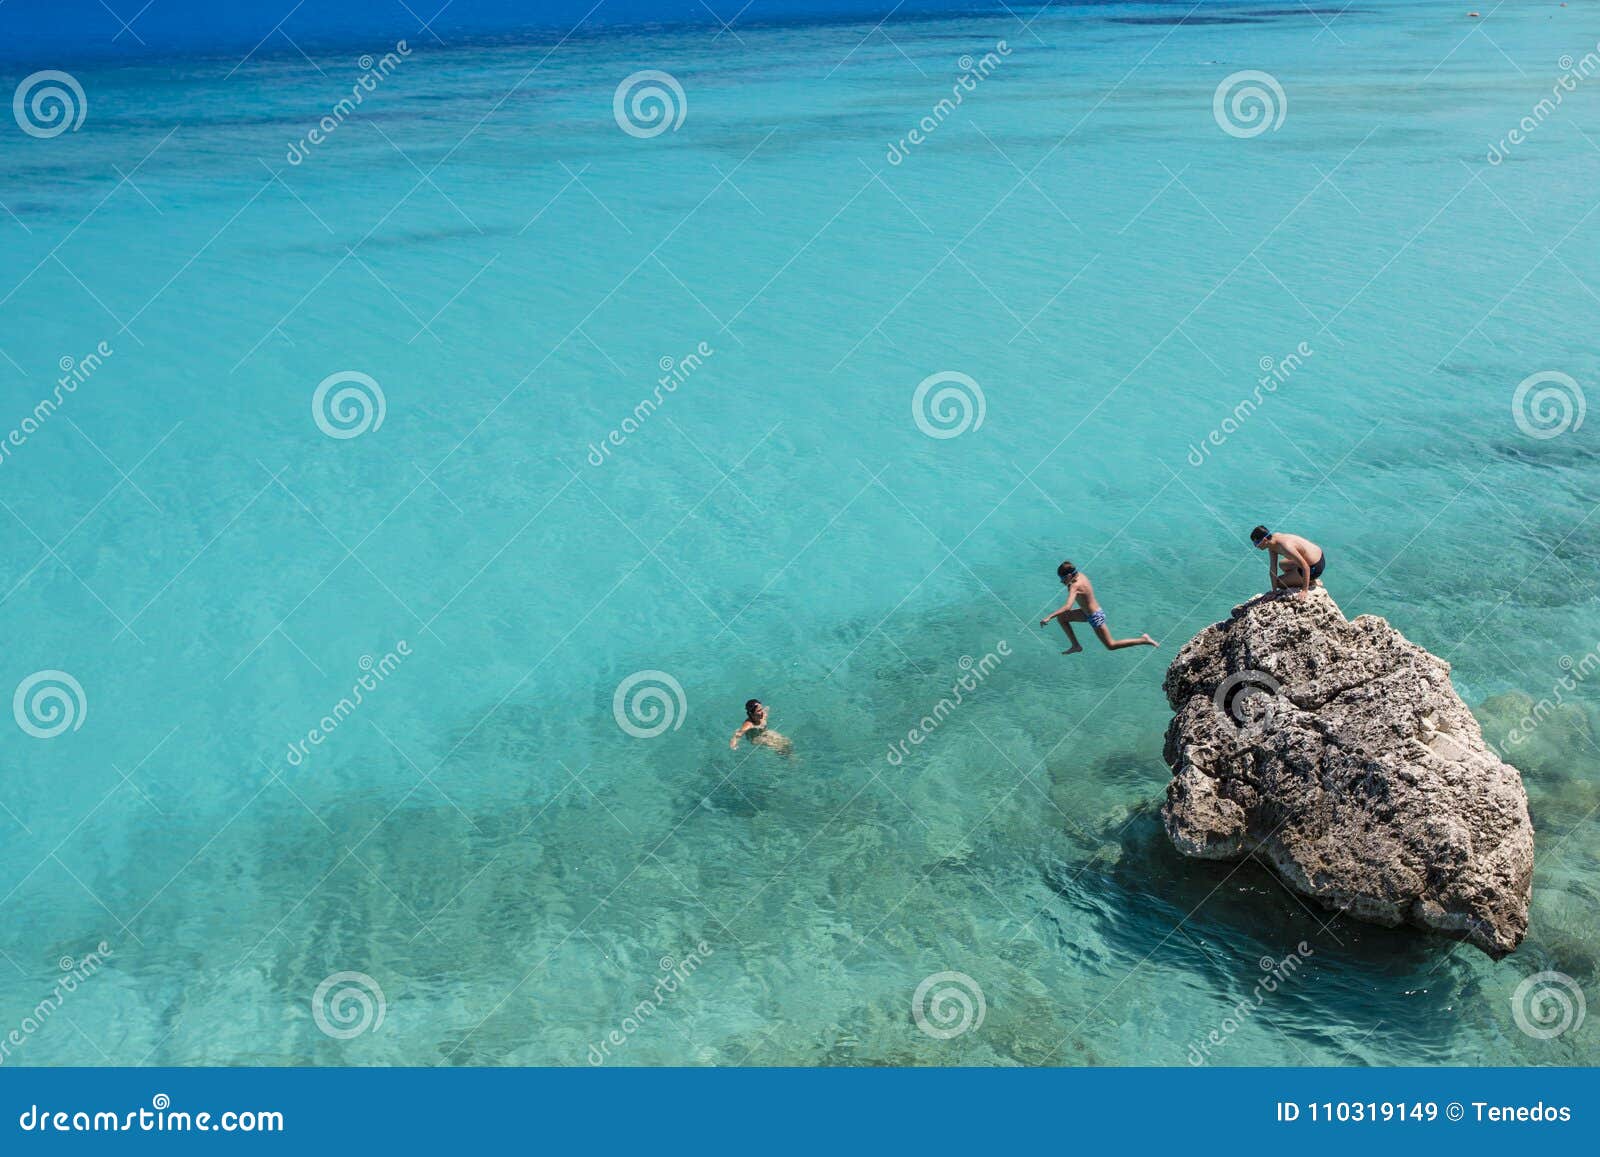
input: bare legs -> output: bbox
[1053,611,1084,654]
[1274,561,1319,593]
[751,729,794,757]
[1057,609,1157,651]
[1095,625,1159,650]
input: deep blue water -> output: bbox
[2,0,1130,60]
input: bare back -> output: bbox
[1070,574,1102,613]
[1275,533,1322,564]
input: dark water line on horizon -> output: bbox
[0,0,1372,67]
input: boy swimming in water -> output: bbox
[1251,525,1326,600]
[729,699,792,755]
[1039,561,1158,653]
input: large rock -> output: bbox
[1159,588,1534,958]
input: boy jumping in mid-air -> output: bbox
[1040,561,1158,653]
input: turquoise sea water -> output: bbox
[1,0,1597,1066]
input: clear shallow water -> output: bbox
[0,0,1597,1066]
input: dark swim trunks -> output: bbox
[1309,552,1326,580]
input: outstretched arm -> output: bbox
[1040,589,1079,626]
[730,721,753,750]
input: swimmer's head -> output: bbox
[1057,560,1078,584]
[1250,526,1271,548]
[745,699,764,721]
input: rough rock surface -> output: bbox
[1160,588,1534,958]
